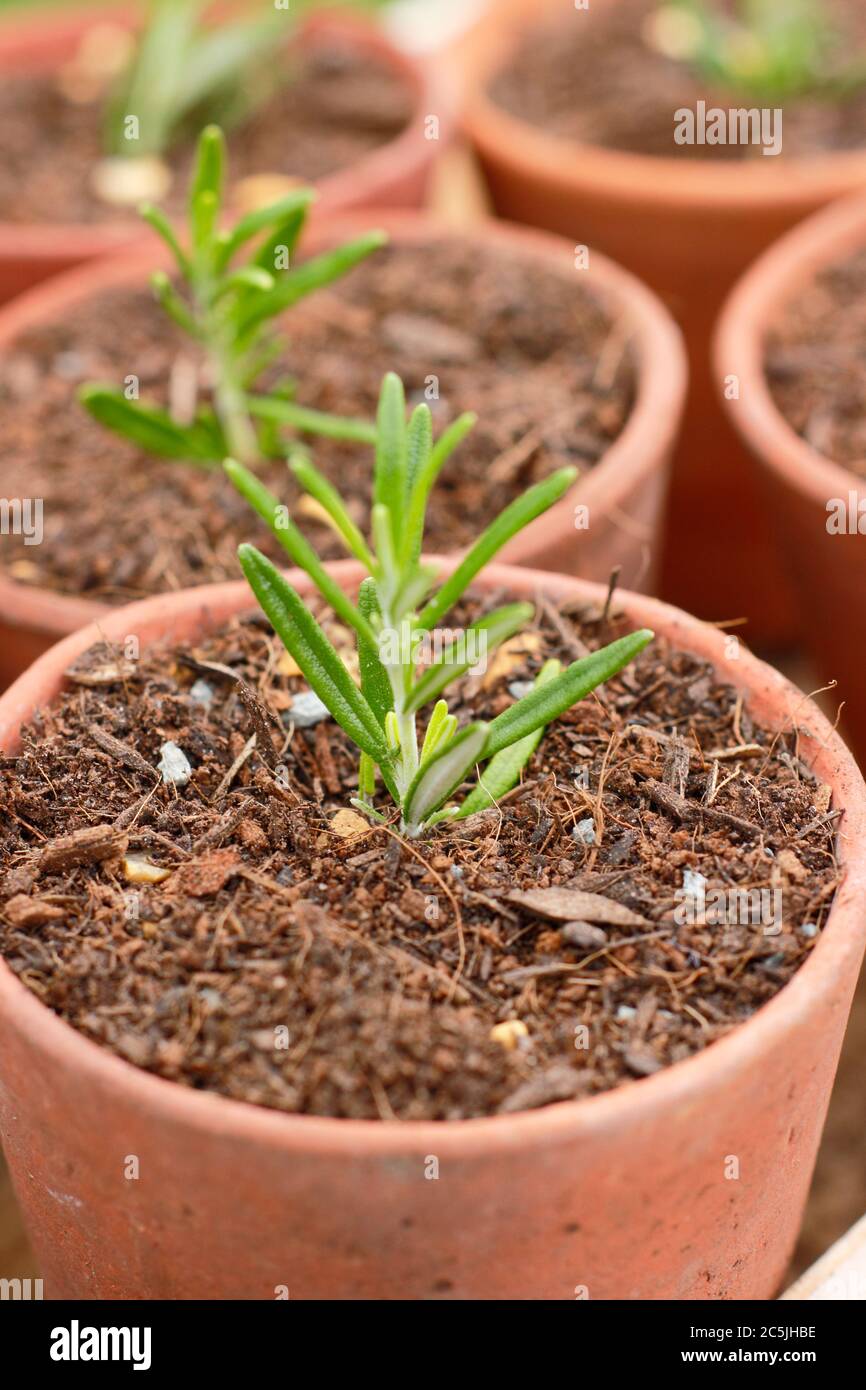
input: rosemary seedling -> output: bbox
[102,0,389,163]
[650,0,866,101]
[80,125,384,468]
[228,372,653,837]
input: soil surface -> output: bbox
[0,591,841,1120]
[491,0,866,160]
[766,246,866,478]
[0,35,412,225]
[0,237,634,601]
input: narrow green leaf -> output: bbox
[237,545,391,770]
[237,232,387,337]
[172,15,285,127]
[483,630,654,760]
[190,125,225,220]
[213,190,315,272]
[78,386,216,463]
[420,700,453,764]
[139,203,190,277]
[357,751,377,803]
[151,271,199,338]
[405,602,535,715]
[252,207,310,275]
[418,467,578,630]
[104,0,201,157]
[391,563,437,619]
[358,577,393,729]
[371,503,398,601]
[289,457,374,569]
[373,372,406,536]
[405,403,433,498]
[223,459,377,648]
[191,188,219,254]
[403,722,489,832]
[456,659,561,818]
[402,411,476,566]
[211,266,275,303]
[248,396,377,445]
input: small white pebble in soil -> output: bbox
[53,351,86,381]
[508,680,534,700]
[158,741,192,787]
[490,1019,529,1051]
[572,817,596,846]
[682,868,708,898]
[800,922,819,938]
[189,679,215,707]
[286,690,330,728]
[616,1004,637,1021]
[122,855,171,885]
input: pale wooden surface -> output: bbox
[782,1212,866,1301]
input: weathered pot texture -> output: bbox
[0,209,686,690]
[0,4,449,304]
[457,0,866,643]
[0,560,864,1300]
[715,190,866,768]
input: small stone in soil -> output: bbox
[286,691,330,728]
[562,920,607,949]
[158,741,192,787]
[572,817,596,846]
[189,679,215,707]
[683,868,708,897]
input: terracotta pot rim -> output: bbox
[459,0,866,212]
[714,187,866,501]
[0,208,686,643]
[0,6,448,256]
[1,559,864,1156]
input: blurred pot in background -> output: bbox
[458,0,866,644]
[0,4,449,301]
[716,189,866,766]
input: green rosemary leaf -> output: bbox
[417,467,578,630]
[224,459,377,648]
[456,659,561,818]
[78,387,216,463]
[238,545,391,769]
[248,396,376,445]
[403,722,489,833]
[289,457,375,568]
[236,232,387,337]
[213,190,315,272]
[373,373,407,538]
[483,630,654,759]
[405,602,535,715]
[358,577,393,729]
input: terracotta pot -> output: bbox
[457,0,866,643]
[0,4,448,304]
[0,209,686,688]
[715,190,866,767]
[1,559,864,1300]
